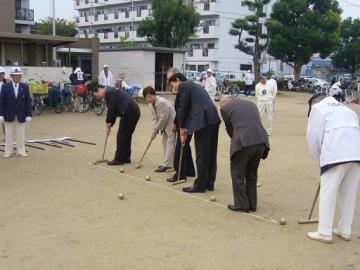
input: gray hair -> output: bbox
[220,95,234,107]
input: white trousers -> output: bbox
[162,132,174,168]
[257,101,273,135]
[318,163,360,236]
[4,120,26,156]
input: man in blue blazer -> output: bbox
[0,67,32,157]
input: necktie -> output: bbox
[15,84,18,97]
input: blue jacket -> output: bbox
[0,82,32,123]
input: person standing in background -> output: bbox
[115,73,129,92]
[98,65,114,88]
[0,67,7,140]
[0,67,32,158]
[244,70,254,96]
[202,69,217,101]
[255,73,277,136]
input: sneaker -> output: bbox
[4,153,12,158]
[307,231,332,244]
[333,229,351,241]
[18,153,28,157]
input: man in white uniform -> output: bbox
[98,64,114,88]
[0,67,32,157]
[202,68,217,101]
[244,70,254,96]
[268,75,278,101]
[307,94,360,243]
[255,73,276,135]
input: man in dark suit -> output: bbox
[220,95,270,212]
[0,67,32,157]
[93,85,140,165]
[166,68,195,183]
[169,73,221,193]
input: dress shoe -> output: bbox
[333,229,351,241]
[155,166,171,173]
[307,231,332,244]
[227,204,249,213]
[125,159,131,164]
[249,208,256,212]
[183,185,205,193]
[167,176,186,183]
[206,184,214,191]
[107,160,124,166]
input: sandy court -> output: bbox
[0,92,359,270]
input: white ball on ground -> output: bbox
[279,217,287,225]
[119,168,125,173]
[145,176,151,181]
[118,193,125,200]
[210,196,216,202]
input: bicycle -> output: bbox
[73,84,90,113]
[56,83,76,113]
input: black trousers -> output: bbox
[115,104,140,162]
[193,124,219,189]
[244,84,252,96]
[173,131,195,179]
[230,144,265,209]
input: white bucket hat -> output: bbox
[0,67,5,74]
[206,68,213,73]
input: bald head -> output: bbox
[167,67,180,80]
[220,95,234,108]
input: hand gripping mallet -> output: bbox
[297,183,320,224]
[92,133,109,165]
[172,143,186,186]
[135,137,154,169]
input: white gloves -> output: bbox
[25,117,32,122]
[0,116,4,123]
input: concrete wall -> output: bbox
[0,0,15,33]
[99,50,185,88]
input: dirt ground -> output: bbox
[0,92,359,270]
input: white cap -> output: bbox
[0,67,5,74]
[206,68,213,73]
[74,67,82,73]
[103,64,109,68]
[10,67,22,75]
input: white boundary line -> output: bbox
[93,164,279,225]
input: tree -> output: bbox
[332,18,360,75]
[229,0,271,79]
[138,0,200,48]
[36,17,77,37]
[119,36,135,48]
[267,0,342,80]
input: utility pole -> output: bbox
[52,0,56,36]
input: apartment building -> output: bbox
[0,0,35,34]
[74,0,265,73]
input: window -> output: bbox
[202,48,208,57]
[204,0,210,11]
[186,65,196,71]
[198,65,209,72]
[240,64,252,71]
[208,43,215,49]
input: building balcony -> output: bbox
[94,31,146,43]
[187,48,217,62]
[15,8,35,25]
[76,9,150,27]
[195,1,218,16]
[194,25,218,39]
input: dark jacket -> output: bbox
[0,82,32,123]
[105,87,138,126]
[178,81,220,134]
[220,98,270,159]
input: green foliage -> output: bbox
[332,18,360,74]
[119,36,135,48]
[267,0,342,79]
[36,17,77,37]
[229,0,271,79]
[138,0,200,48]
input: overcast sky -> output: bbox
[30,0,360,21]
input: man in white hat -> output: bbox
[202,68,217,101]
[0,67,7,140]
[255,73,277,136]
[98,64,114,88]
[0,67,32,157]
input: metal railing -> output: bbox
[16,8,34,21]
